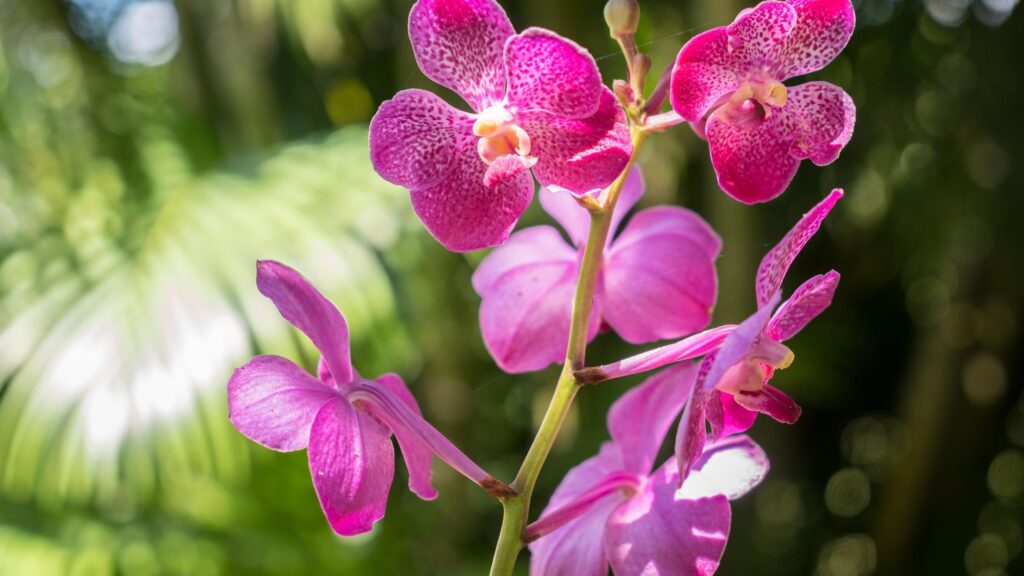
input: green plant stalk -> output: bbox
[488,128,648,576]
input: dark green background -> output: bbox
[0,0,1021,574]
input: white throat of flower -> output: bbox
[473,105,533,164]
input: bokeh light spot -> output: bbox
[825,468,872,517]
[987,450,1024,503]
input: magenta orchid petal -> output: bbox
[700,294,780,395]
[670,27,743,122]
[526,471,640,544]
[484,154,538,187]
[474,226,594,373]
[504,28,603,118]
[777,0,857,79]
[768,270,840,341]
[726,1,798,61]
[520,89,632,196]
[609,364,698,475]
[256,260,354,385]
[227,355,338,452]
[307,396,395,536]
[608,166,646,234]
[408,0,514,111]
[410,140,534,252]
[674,376,710,484]
[755,189,843,308]
[691,435,770,501]
[355,375,438,501]
[715,391,759,437]
[472,226,577,293]
[588,325,734,382]
[734,384,802,424]
[605,460,731,576]
[368,89,474,190]
[703,83,853,204]
[529,494,622,576]
[604,207,721,343]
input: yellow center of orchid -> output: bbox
[473,105,532,165]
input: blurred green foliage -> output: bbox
[0,0,1022,575]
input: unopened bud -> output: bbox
[612,79,635,106]
[604,0,640,39]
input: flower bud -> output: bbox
[604,0,640,39]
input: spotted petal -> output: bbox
[369,89,474,191]
[504,28,603,118]
[307,396,395,536]
[408,0,514,111]
[704,82,854,204]
[410,139,534,252]
[768,270,840,341]
[755,189,843,308]
[777,0,856,79]
[603,207,721,344]
[520,89,631,196]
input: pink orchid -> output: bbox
[675,190,842,482]
[369,0,631,252]
[670,0,856,203]
[228,261,505,535]
[528,365,769,576]
[472,169,722,373]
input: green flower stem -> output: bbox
[487,128,648,576]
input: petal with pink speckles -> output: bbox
[703,82,854,204]
[768,270,840,341]
[410,139,534,252]
[408,0,514,111]
[777,0,856,79]
[520,89,631,196]
[504,28,603,118]
[755,190,843,308]
[369,89,474,191]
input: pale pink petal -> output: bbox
[603,207,721,344]
[227,355,337,452]
[529,493,621,576]
[410,140,534,252]
[583,325,733,383]
[712,391,758,437]
[703,82,853,204]
[505,28,602,118]
[768,270,840,341]
[256,260,354,385]
[733,384,802,424]
[520,89,632,196]
[538,167,644,248]
[608,364,698,475]
[529,443,624,575]
[369,89,474,190]
[605,460,731,576]
[674,375,710,484]
[526,471,640,545]
[777,0,856,79]
[692,435,769,501]
[361,375,437,500]
[472,226,576,294]
[408,0,514,111]
[700,296,779,396]
[755,189,843,308]
[484,154,537,187]
[307,397,395,536]
[538,186,592,246]
[479,262,599,373]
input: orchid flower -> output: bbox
[675,189,842,482]
[670,0,856,203]
[472,168,722,373]
[227,261,508,536]
[369,0,631,252]
[528,365,769,576]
